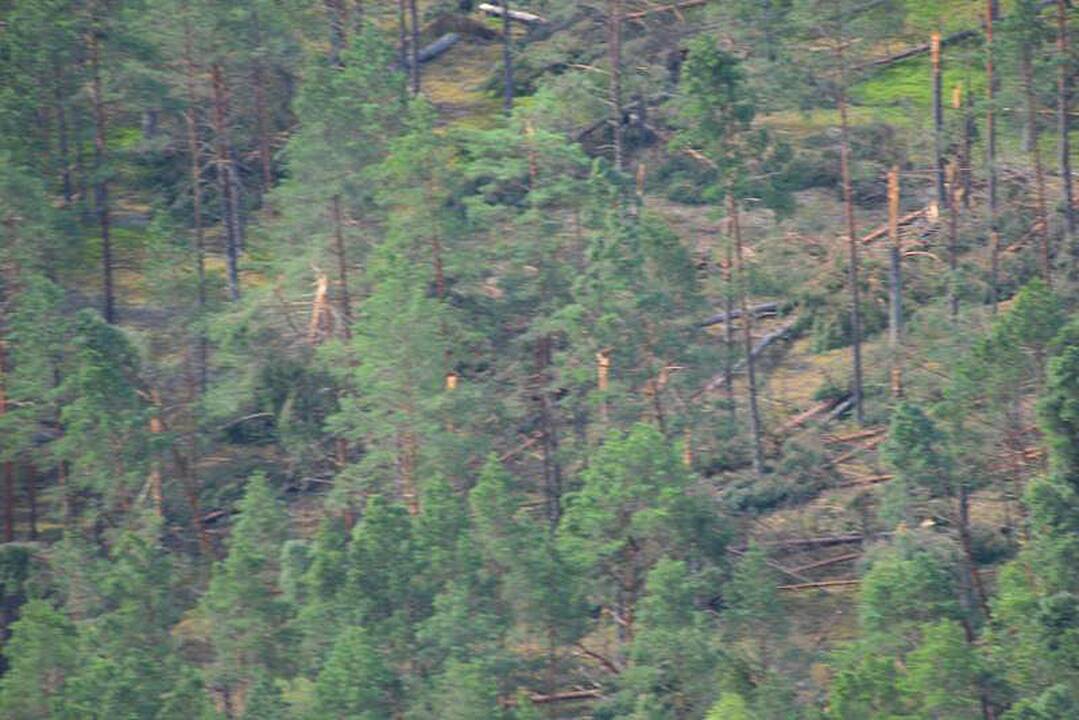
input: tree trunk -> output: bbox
[1021,48,1051,285]
[723,232,736,420]
[52,62,73,206]
[986,0,999,313]
[408,0,421,95]
[502,1,513,114]
[887,166,902,398]
[535,335,562,531]
[1057,0,1076,264]
[948,160,961,319]
[183,12,208,392]
[331,195,352,338]
[325,0,347,68]
[89,26,115,324]
[931,34,947,210]
[608,0,624,171]
[26,464,37,541]
[963,82,975,209]
[211,63,241,301]
[397,0,408,70]
[837,44,865,426]
[730,195,764,475]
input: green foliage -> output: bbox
[0,600,78,719]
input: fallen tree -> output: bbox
[697,319,799,397]
[477,3,547,25]
[416,33,460,64]
[698,302,779,328]
[778,578,860,591]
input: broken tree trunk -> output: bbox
[776,397,839,436]
[932,34,948,210]
[697,319,798,396]
[789,553,862,573]
[947,160,961,318]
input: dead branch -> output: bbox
[789,552,862,573]
[624,0,708,20]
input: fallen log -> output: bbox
[825,427,886,444]
[776,397,839,436]
[416,33,459,64]
[789,552,862,574]
[624,0,708,20]
[732,533,878,552]
[835,474,893,489]
[861,207,929,244]
[831,435,886,466]
[477,3,547,24]
[859,29,978,70]
[728,546,819,588]
[529,689,603,704]
[698,302,779,328]
[778,578,860,591]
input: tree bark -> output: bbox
[183,11,208,392]
[1057,0,1076,263]
[931,34,948,210]
[837,44,865,425]
[608,0,624,172]
[408,0,421,95]
[723,230,735,420]
[986,0,1000,313]
[948,160,961,318]
[887,166,902,398]
[89,24,115,324]
[1021,47,1051,285]
[397,0,409,70]
[26,464,37,540]
[331,195,352,338]
[502,1,513,114]
[211,63,241,301]
[730,195,764,475]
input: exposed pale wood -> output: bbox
[789,553,862,573]
[624,0,707,20]
[776,398,838,435]
[778,578,860,591]
[477,2,546,24]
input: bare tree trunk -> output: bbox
[89,25,115,324]
[1021,48,1051,285]
[963,81,975,209]
[408,0,421,95]
[985,0,1000,313]
[502,1,513,114]
[331,195,352,338]
[608,0,624,172]
[1057,0,1076,263]
[931,33,947,210]
[837,44,865,426]
[948,160,961,319]
[183,12,208,392]
[730,195,764,475]
[211,63,241,301]
[887,166,902,398]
